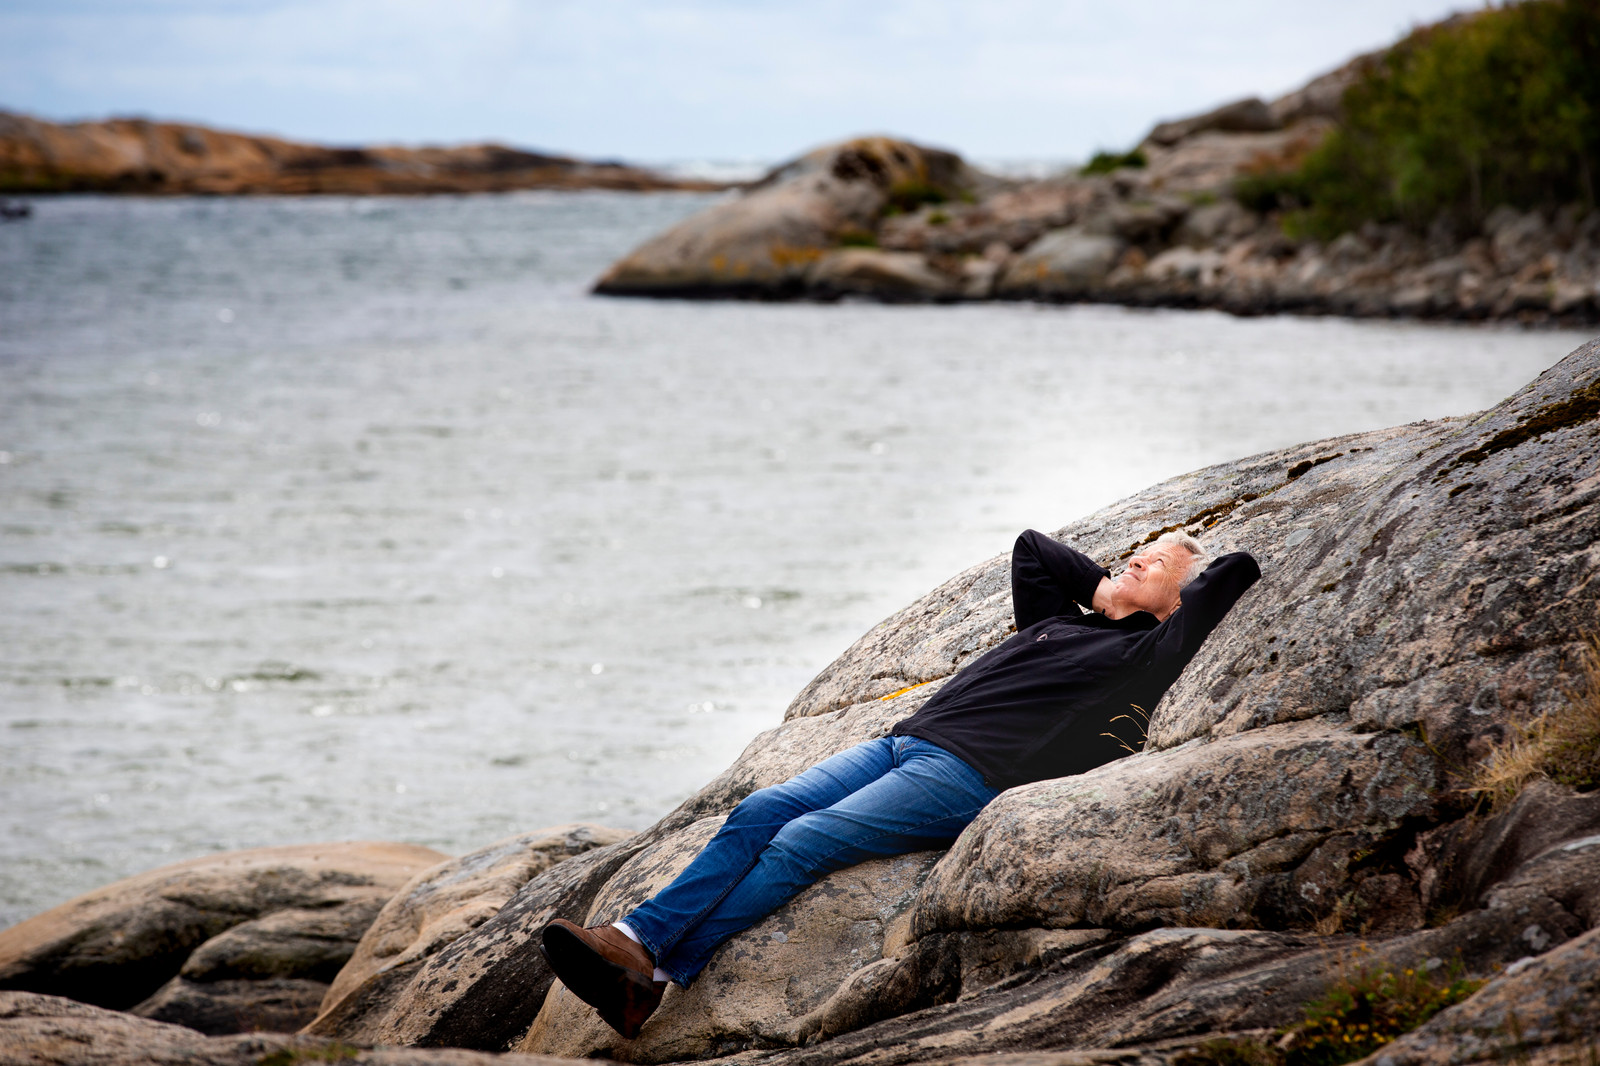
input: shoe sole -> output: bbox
[540,923,658,1039]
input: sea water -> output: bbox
[0,192,1590,927]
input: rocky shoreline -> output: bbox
[4,338,1599,1065]
[593,58,1600,326]
[0,111,725,196]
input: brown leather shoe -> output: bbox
[540,918,666,1039]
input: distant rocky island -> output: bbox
[0,111,723,195]
[597,7,1600,326]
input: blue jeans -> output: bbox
[623,735,999,986]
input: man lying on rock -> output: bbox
[542,528,1260,1038]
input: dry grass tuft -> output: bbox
[1313,893,1356,937]
[1470,633,1600,811]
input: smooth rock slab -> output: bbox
[913,720,1437,938]
[715,904,1582,1066]
[129,976,328,1036]
[307,836,643,1050]
[315,824,632,1025]
[784,340,1600,783]
[994,227,1124,298]
[0,842,444,1012]
[0,990,578,1065]
[808,249,958,302]
[519,815,939,1063]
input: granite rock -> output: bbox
[593,138,980,298]
[912,721,1439,939]
[128,977,329,1037]
[589,20,1598,323]
[1356,925,1600,1066]
[305,834,643,1049]
[993,228,1124,298]
[0,110,715,195]
[0,990,579,1065]
[313,824,632,1029]
[517,817,939,1062]
[0,842,444,1016]
[1145,97,1280,147]
[807,249,959,302]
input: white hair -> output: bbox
[1153,530,1208,588]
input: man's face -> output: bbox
[1112,545,1191,617]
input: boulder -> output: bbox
[1147,345,1600,766]
[0,842,444,1018]
[994,228,1124,299]
[304,827,635,1050]
[912,720,1439,939]
[1174,201,1259,247]
[1091,197,1190,246]
[880,181,1099,257]
[0,990,576,1065]
[1143,246,1224,286]
[807,249,958,302]
[1145,97,1281,148]
[594,138,980,298]
[1269,50,1380,125]
[314,825,632,1026]
[1140,120,1334,195]
[128,977,329,1037]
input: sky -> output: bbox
[1,0,1480,166]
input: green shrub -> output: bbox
[1286,959,1484,1066]
[1257,0,1600,238]
[257,1045,360,1066]
[1082,149,1148,176]
[836,225,879,248]
[1233,169,1312,215]
[1176,956,1485,1066]
[884,179,947,215]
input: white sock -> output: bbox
[612,921,673,985]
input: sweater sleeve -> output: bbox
[1150,551,1262,665]
[1010,529,1111,631]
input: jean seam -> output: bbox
[769,793,992,888]
[644,841,767,963]
[641,739,899,963]
[660,799,988,986]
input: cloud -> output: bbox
[0,0,1478,161]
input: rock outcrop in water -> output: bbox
[0,111,722,195]
[592,137,996,299]
[593,53,1600,325]
[3,341,1599,1065]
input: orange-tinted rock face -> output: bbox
[0,111,719,195]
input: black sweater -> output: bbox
[892,529,1261,788]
